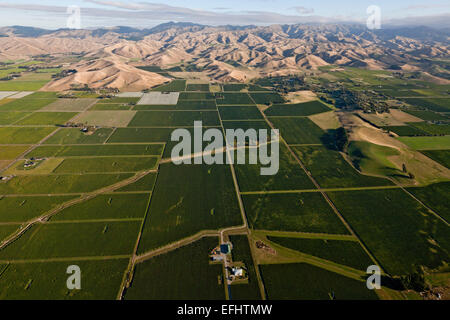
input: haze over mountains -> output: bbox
[1,23,449,91]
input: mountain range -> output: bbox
[0,23,449,91]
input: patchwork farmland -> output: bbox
[0,72,449,301]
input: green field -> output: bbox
[0,81,49,91]
[186,83,210,91]
[229,235,261,300]
[409,122,450,135]
[128,111,220,127]
[179,92,215,100]
[270,117,324,145]
[260,263,378,300]
[0,112,31,125]
[0,145,30,159]
[0,220,141,259]
[243,192,348,234]
[0,127,56,144]
[15,112,78,126]
[137,160,242,252]
[0,225,20,242]
[292,146,392,188]
[52,193,150,221]
[0,195,76,222]
[26,144,164,158]
[328,189,450,275]
[264,101,330,117]
[223,84,247,92]
[151,80,186,92]
[403,109,448,121]
[420,150,450,168]
[135,100,216,110]
[234,145,315,192]
[43,128,113,144]
[0,98,56,111]
[53,157,159,173]
[267,237,373,270]
[218,105,263,120]
[126,237,225,300]
[0,259,129,300]
[402,98,450,112]
[249,92,284,105]
[215,92,254,105]
[0,173,133,194]
[108,128,175,143]
[407,182,450,222]
[115,173,157,192]
[397,136,450,150]
[382,125,428,136]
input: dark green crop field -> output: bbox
[108,128,175,143]
[51,193,150,221]
[407,182,450,222]
[250,92,284,105]
[267,237,373,270]
[292,146,392,188]
[0,221,141,260]
[243,192,348,234]
[137,160,242,252]
[0,173,133,194]
[0,259,129,299]
[215,92,254,105]
[0,195,76,222]
[382,125,428,136]
[265,101,330,117]
[229,235,261,300]
[115,172,157,192]
[186,83,210,91]
[126,237,225,300]
[151,80,186,92]
[269,117,324,145]
[328,189,450,275]
[26,144,164,158]
[234,145,315,192]
[53,156,159,173]
[218,105,263,120]
[260,263,378,300]
[128,110,220,127]
[420,150,450,169]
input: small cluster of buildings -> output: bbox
[23,158,45,169]
[209,242,248,284]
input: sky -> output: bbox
[0,0,449,29]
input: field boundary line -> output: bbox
[0,255,131,264]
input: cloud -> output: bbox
[0,1,340,26]
[0,1,449,29]
[292,6,314,15]
[404,4,450,10]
